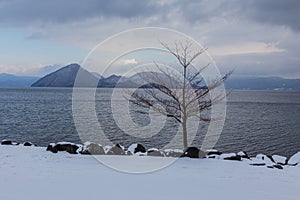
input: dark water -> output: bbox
[0,88,299,157]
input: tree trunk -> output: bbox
[182,117,188,150]
[182,65,188,150]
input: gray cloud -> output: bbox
[241,0,300,31]
[0,0,299,78]
[1,0,299,32]
[0,0,162,25]
[170,0,300,32]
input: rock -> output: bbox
[266,155,276,163]
[288,151,300,166]
[164,149,183,157]
[237,151,250,159]
[206,149,222,156]
[107,144,125,155]
[46,142,80,154]
[182,147,204,158]
[249,154,274,167]
[46,143,58,153]
[273,164,283,170]
[128,144,146,154]
[1,140,12,145]
[65,144,79,154]
[147,148,165,157]
[250,163,266,166]
[23,142,33,146]
[80,143,104,155]
[272,155,287,165]
[220,153,242,161]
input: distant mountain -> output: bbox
[98,75,138,88]
[0,73,39,87]
[32,64,138,88]
[31,63,99,87]
[31,63,300,90]
[225,77,300,90]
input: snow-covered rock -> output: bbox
[249,154,275,167]
[206,149,222,156]
[237,151,250,159]
[288,151,300,166]
[23,141,33,146]
[46,142,81,154]
[220,153,242,161]
[1,140,19,145]
[127,143,146,154]
[272,155,287,165]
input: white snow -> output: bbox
[220,153,237,159]
[288,151,300,166]
[0,145,299,200]
[127,143,138,154]
[147,148,159,152]
[237,151,247,157]
[272,155,287,164]
[164,149,183,153]
[103,145,112,153]
[249,154,274,166]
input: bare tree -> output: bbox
[129,40,231,150]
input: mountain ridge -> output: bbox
[0,73,39,87]
[0,63,297,90]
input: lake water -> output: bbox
[0,88,300,157]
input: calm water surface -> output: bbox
[0,88,299,157]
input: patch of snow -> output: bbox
[250,154,274,167]
[148,148,159,152]
[220,153,236,159]
[272,155,287,165]
[127,143,138,154]
[104,145,112,154]
[206,149,219,153]
[288,151,300,166]
[237,151,247,157]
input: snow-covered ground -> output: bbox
[0,145,299,200]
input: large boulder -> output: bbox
[46,143,58,153]
[128,144,146,154]
[1,140,12,145]
[80,142,104,155]
[288,151,300,166]
[182,147,205,158]
[107,144,125,155]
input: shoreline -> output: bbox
[2,139,299,171]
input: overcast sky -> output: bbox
[0,0,299,78]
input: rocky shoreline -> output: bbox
[2,139,300,170]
